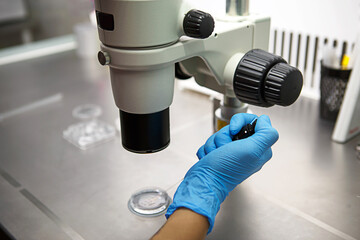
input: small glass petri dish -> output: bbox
[72,104,102,120]
[128,188,171,217]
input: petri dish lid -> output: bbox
[72,104,102,120]
[128,188,171,217]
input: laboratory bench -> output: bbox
[0,50,359,240]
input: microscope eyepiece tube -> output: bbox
[226,0,249,16]
[120,108,170,153]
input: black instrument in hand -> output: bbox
[233,119,257,140]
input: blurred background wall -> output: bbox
[0,0,93,49]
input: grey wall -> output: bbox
[0,0,93,49]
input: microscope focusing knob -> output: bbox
[264,62,303,106]
[183,10,215,39]
[233,49,303,107]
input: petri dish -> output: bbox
[72,104,102,120]
[63,119,116,150]
[128,188,171,217]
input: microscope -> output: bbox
[94,0,303,154]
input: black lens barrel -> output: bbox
[119,108,170,154]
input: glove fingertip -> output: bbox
[229,118,240,135]
[261,115,271,125]
[272,127,280,142]
[255,115,272,130]
[196,146,206,160]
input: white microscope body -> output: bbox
[94,0,303,153]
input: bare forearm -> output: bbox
[151,208,209,240]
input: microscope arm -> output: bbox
[100,17,267,96]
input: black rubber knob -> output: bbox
[264,62,303,106]
[233,49,303,107]
[183,10,215,39]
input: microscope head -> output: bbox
[94,0,189,153]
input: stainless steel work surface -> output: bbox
[0,51,359,240]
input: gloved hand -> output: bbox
[165,113,279,233]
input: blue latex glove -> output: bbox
[165,113,279,233]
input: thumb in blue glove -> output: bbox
[165,113,279,233]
